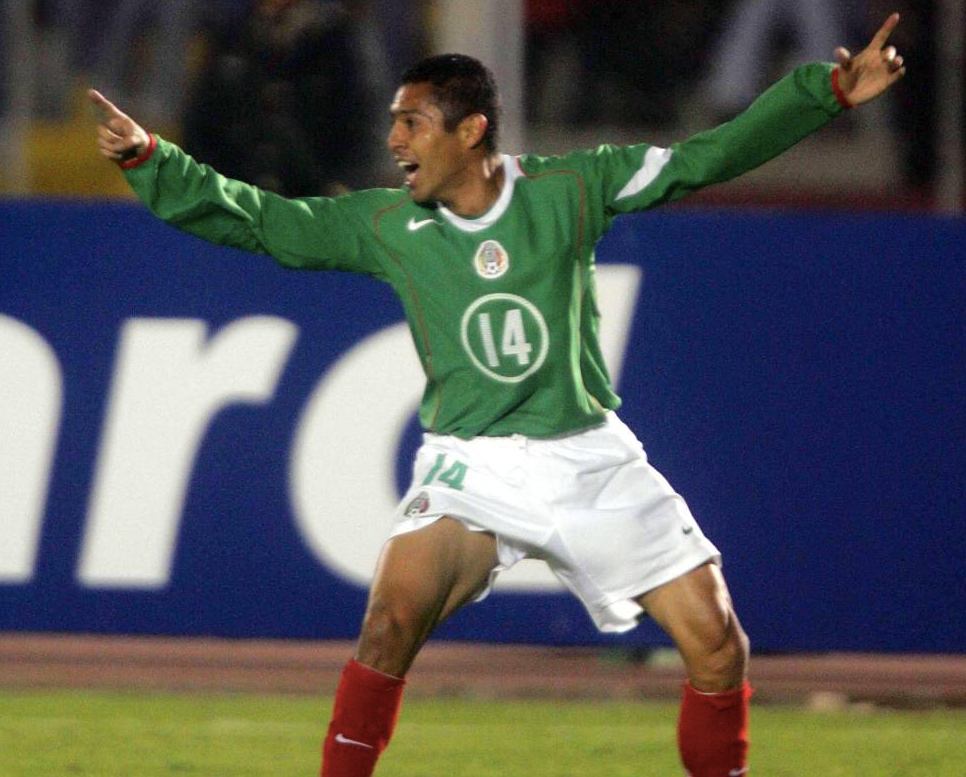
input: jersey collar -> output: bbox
[437,154,520,232]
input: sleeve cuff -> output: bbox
[118,133,158,170]
[830,67,854,110]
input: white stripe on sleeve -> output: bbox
[614,146,673,201]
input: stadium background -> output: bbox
[1,0,964,712]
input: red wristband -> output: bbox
[831,67,853,110]
[118,133,158,170]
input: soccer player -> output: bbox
[90,13,906,776]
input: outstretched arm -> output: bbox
[86,89,385,276]
[605,12,909,214]
[832,12,906,107]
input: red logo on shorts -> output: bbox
[404,491,430,517]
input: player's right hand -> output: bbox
[88,89,151,162]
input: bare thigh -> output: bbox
[637,562,749,691]
[356,517,499,677]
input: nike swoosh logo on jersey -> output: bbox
[728,768,749,776]
[334,733,375,749]
[407,217,436,231]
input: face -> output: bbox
[387,82,474,205]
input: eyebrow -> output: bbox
[389,107,433,120]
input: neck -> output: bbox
[442,152,504,218]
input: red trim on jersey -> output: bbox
[831,68,853,110]
[119,133,158,169]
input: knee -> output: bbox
[718,619,750,680]
[688,613,750,692]
[356,596,432,675]
[361,596,420,648]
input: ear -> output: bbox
[460,113,489,149]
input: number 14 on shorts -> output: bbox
[421,453,468,490]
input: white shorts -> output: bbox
[390,412,720,633]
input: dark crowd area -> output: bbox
[0,0,957,202]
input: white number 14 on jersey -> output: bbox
[477,309,532,367]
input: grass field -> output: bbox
[1,689,963,776]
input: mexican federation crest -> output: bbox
[404,491,431,518]
[473,239,510,279]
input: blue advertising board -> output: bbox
[1,199,963,651]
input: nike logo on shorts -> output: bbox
[728,768,749,776]
[407,217,435,231]
[334,733,374,749]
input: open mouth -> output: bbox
[398,160,419,187]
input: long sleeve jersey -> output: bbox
[123,63,846,439]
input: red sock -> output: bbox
[321,659,406,777]
[677,680,752,777]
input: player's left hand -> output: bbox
[833,12,906,107]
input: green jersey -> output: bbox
[124,63,844,439]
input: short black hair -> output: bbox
[400,54,500,151]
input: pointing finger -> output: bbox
[87,88,109,107]
[88,88,123,119]
[871,12,900,50]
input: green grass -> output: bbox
[0,690,963,776]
